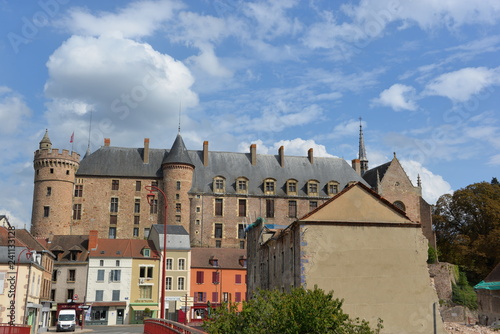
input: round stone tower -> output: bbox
[31,130,80,237]
[162,133,194,233]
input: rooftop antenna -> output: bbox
[85,109,93,157]
[178,102,182,134]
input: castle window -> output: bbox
[238,224,245,239]
[238,199,247,217]
[133,228,139,237]
[215,240,222,248]
[175,215,181,223]
[215,198,223,216]
[50,168,54,174]
[73,204,82,220]
[175,194,180,200]
[135,181,141,191]
[287,180,297,195]
[74,185,83,197]
[236,177,248,194]
[176,181,181,190]
[264,178,276,195]
[288,200,297,218]
[176,203,181,212]
[327,181,339,196]
[393,201,406,212]
[266,199,275,218]
[110,198,119,213]
[134,215,140,224]
[214,223,223,238]
[307,180,319,196]
[66,170,70,175]
[46,187,52,196]
[150,199,158,214]
[151,181,158,189]
[108,227,116,239]
[134,199,141,213]
[213,177,225,193]
[196,206,200,213]
[240,241,245,249]
[110,215,117,225]
[309,201,318,211]
[111,180,119,190]
[43,206,50,217]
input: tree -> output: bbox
[433,181,500,283]
[203,286,383,334]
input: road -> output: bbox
[47,325,144,333]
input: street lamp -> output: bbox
[145,185,168,319]
[15,247,33,325]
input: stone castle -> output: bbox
[31,125,435,248]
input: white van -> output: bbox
[57,309,76,332]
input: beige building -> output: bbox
[247,183,445,334]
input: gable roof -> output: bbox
[363,161,390,188]
[42,235,89,262]
[300,182,415,225]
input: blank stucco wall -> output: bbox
[301,224,445,334]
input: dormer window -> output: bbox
[209,257,219,267]
[286,179,298,195]
[264,178,276,195]
[213,176,225,193]
[236,177,248,194]
[327,181,339,196]
[307,180,319,196]
[142,248,151,257]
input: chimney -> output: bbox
[352,159,361,175]
[104,138,110,147]
[203,141,209,166]
[308,148,314,164]
[278,146,285,167]
[89,230,99,250]
[250,144,257,166]
[143,138,150,164]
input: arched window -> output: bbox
[307,180,319,196]
[393,201,406,212]
[236,177,248,194]
[327,181,339,196]
[286,179,298,196]
[213,176,225,193]
[264,178,276,195]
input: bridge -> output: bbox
[143,319,208,334]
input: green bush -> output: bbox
[452,271,478,310]
[427,246,438,264]
[203,286,383,334]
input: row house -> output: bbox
[0,225,55,333]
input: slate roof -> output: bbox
[362,161,391,188]
[191,247,246,270]
[78,140,368,197]
[162,134,194,166]
[151,224,190,251]
[42,235,89,263]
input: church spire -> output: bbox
[358,118,368,175]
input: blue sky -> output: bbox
[1,0,499,228]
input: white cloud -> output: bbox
[371,84,417,111]
[58,0,182,38]
[44,35,198,150]
[238,138,335,158]
[489,154,500,165]
[0,87,32,134]
[424,67,500,102]
[400,159,453,204]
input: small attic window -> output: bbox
[100,251,105,254]
[143,248,151,257]
[209,257,219,267]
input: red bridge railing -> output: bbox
[0,324,31,334]
[144,319,207,334]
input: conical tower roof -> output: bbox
[39,129,52,149]
[162,134,194,166]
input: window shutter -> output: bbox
[203,292,207,302]
[235,292,241,302]
[235,274,241,284]
[212,292,218,303]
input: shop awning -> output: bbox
[90,302,127,307]
[130,305,159,311]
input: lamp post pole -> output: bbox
[145,185,168,319]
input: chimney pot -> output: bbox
[104,138,110,147]
[250,144,257,166]
[143,138,150,164]
[89,230,99,250]
[203,141,209,166]
[279,146,285,167]
[308,148,314,164]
